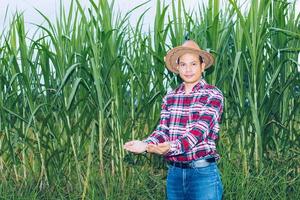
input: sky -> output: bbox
[0,0,202,33]
[0,0,299,34]
[0,0,299,69]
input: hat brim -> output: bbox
[164,47,214,74]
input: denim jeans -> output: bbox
[166,162,223,200]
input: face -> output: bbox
[177,53,206,84]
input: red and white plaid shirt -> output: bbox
[144,79,224,162]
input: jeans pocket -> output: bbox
[193,163,215,176]
[189,164,223,200]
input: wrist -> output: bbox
[143,142,148,153]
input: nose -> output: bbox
[184,64,194,72]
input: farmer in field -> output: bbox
[124,40,224,200]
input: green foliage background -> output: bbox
[0,0,299,199]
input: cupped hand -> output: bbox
[124,140,147,154]
[146,142,170,155]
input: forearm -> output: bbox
[166,122,208,156]
[143,126,170,144]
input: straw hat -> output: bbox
[164,40,214,74]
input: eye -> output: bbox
[180,63,186,67]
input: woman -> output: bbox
[124,40,224,200]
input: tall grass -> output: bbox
[0,0,299,199]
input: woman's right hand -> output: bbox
[123,140,147,154]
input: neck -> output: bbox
[184,79,201,94]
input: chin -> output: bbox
[180,74,202,83]
[183,79,197,83]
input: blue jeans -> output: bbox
[166,162,223,200]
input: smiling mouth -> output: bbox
[184,74,194,78]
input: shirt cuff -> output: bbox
[164,140,180,156]
[142,137,159,145]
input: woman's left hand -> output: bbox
[147,142,170,155]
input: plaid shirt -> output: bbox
[144,79,224,162]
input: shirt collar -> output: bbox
[176,79,207,94]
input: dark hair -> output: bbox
[177,55,204,64]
